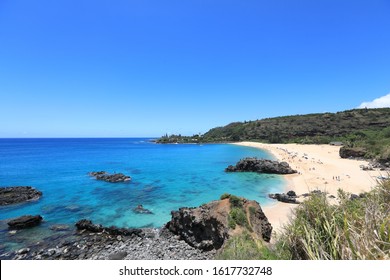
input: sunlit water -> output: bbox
[0,138,285,252]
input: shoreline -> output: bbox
[1,226,215,260]
[233,142,381,234]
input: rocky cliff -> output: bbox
[166,195,272,251]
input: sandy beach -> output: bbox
[234,142,383,234]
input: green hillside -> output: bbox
[203,108,389,142]
[157,108,390,161]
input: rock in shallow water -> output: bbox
[0,186,42,206]
[89,171,131,183]
[7,215,43,229]
[75,219,143,237]
[132,205,153,214]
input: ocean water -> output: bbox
[0,138,285,252]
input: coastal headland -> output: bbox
[234,142,381,232]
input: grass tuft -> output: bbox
[273,179,390,260]
[215,231,278,260]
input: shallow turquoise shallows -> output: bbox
[0,138,285,251]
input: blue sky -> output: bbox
[1,0,389,137]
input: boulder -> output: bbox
[286,190,297,197]
[107,251,128,260]
[166,197,272,251]
[268,193,299,204]
[7,215,43,229]
[225,158,297,174]
[339,147,366,159]
[0,186,42,206]
[89,171,131,183]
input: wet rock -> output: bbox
[0,186,42,206]
[7,215,43,229]
[75,219,143,237]
[17,248,30,255]
[75,219,103,233]
[133,205,153,214]
[226,158,297,174]
[89,171,131,183]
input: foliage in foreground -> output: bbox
[274,180,390,260]
[215,231,277,260]
[216,180,390,260]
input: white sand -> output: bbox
[233,142,382,233]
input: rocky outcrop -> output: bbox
[2,196,271,260]
[89,171,131,183]
[339,147,367,159]
[246,201,273,242]
[166,196,272,251]
[269,192,299,204]
[7,215,43,229]
[75,219,143,237]
[226,158,297,174]
[0,186,42,206]
[166,203,228,251]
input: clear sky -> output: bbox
[1,0,389,137]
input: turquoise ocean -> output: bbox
[0,138,285,253]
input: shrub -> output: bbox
[229,195,243,208]
[230,207,248,228]
[228,215,236,229]
[215,231,278,260]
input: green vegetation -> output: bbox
[157,108,390,161]
[155,133,203,144]
[274,180,390,260]
[341,129,390,162]
[215,231,278,260]
[229,207,249,229]
[223,194,253,232]
[203,108,390,145]
[217,180,390,260]
[228,194,243,208]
